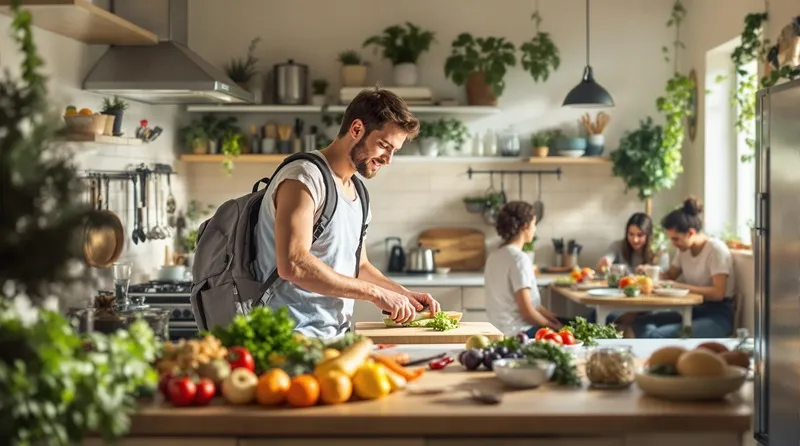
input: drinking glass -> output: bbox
[607,264,628,288]
[642,265,661,286]
[112,262,132,311]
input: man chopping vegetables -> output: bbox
[253,87,440,339]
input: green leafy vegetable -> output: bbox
[522,341,581,386]
[564,317,623,347]
[410,311,459,331]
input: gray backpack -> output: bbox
[190,153,370,332]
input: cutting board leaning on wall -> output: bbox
[417,227,486,271]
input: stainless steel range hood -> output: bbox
[83,0,253,105]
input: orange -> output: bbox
[318,370,352,405]
[256,368,291,406]
[637,275,654,294]
[286,374,320,408]
[78,108,93,115]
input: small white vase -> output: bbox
[418,138,439,157]
[393,63,418,86]
[311,94,326,106]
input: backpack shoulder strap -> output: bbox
[352,175,370,278]
[262,152,338,290]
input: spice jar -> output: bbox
[585,345,635,388]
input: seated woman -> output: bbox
[596,212,670,274]
[632,197,735,338]
[484,201,570,337]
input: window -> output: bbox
[734,60,757,244]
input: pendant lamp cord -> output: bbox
[585,0,590,66]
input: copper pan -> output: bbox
[83,177,125,268]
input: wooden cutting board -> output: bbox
[417,227,486,271]
[354,322,503,345]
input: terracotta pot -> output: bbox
[533,146,549,157]
[466,72,497,106]
[341,65,368,87]
[191,139,209,154]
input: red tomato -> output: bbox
[158,372,173,398]
[193,378,216,406]
[534,327,553,341]
[618,276,637,289]
[167,376,197,407]
[542,332,563,345]
[558,330,576,345]
[226,346,255,372]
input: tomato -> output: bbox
[534,327,553,341]
[581,267,595,278]
[167,376,197,407]
[193,378,216,406]
[542,332,563,345]
[558,330,576,345]
[227,346,255,372]
[618,276,637,289]
[158,371,173,398]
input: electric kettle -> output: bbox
[385,237,405,273]
[406,243,439,274]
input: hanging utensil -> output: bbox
[498,173,507,205]
[83,177,125,268]
[135,172,148,243]
[166,170,176,226]
[517,172,523,200]
[131,175,139,245]
[532,173,545,224]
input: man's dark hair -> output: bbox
[496,201,535,242]
[338,86,420,139]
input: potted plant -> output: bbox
[225,36,261,90]
[520,10,561,83]
[444,33,517,106]
[463,196,487,214]
[311,79,329,106]
[321,108,344,140]
[363,22,435,86]
[100,95,128,137]
[530,129,561,157]
[610,117,682,216]
[338,50,369,87]
[1,3,160,443]
[417,120,445,157]
[221,128,244,175]
[178,200,216,265]
[440,118,470,156]
[180,118,209,154]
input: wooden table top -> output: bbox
[551,283,704,307]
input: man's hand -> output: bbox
[405,291,441,314]
[372,288,417,323]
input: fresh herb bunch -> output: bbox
[209,307,300,374]
[225,36,261,84]
[363,22,435,65]
[490,337,580,386]
[444,33,517,97]
[530,129,561,148]
[410,312,459,331]
[520,10,561,83]
[563,317,623,347]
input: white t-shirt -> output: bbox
[484,245,541,336]
[671,237,734,298]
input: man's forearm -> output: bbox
[358,262,409,295]
[279,251,380,302]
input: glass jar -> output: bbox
[606,264,628,288]
[498,130,520,156]
[585,345,635,389]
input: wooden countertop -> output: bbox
[128,342,752,437]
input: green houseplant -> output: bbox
[311,78,329,106]
[530,129,561,157]
[100,95,128,137]
[225,36,261,88]
[520,10,561,83]
[221,128,244,175]
[180,118,209,154]
[444,33,517,106]
[338,49,368,87]
[363,22,435,86]
[417,120,445,157]
[1,2,159,444]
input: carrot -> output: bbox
[376,344,397,350]
[372,354,422,381]
[407,367,425,382]
[374,353,410,365]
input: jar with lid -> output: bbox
[585,345,635,388]
[498,129,521,156]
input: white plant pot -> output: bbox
[341,65,368,87]
[418,138,439,157]
[311,94,326,106]
[393,63,418,86]
[442,140,460,157]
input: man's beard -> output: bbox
[350,138,377,179]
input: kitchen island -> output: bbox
[103,339,754,446]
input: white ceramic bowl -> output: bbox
[653,288,690,297]
[558,149,585,158]
[493,358,555,389]
[635,366,747,401]
[435,267,451,275]
[157,265,187,282]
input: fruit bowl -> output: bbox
[493,358,555,389]
[64,115,93,135]
[634,366,747,401]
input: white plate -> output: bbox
[587,288,624,297]
[653,288,690,297]
[559,150,585,158]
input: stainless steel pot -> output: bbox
[273,59,308,105]
[406,243,439,273]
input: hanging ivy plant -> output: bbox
[520,8,560,83]
[730,12,768,162]
[656,0,693,158]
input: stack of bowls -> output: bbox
[556,137,587,158]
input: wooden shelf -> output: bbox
[179,154,531,164]
[66,134,142,145]
[179,154,287,163]
[185,104,501,115]
[0,0,158,46]
[527,156,611,165]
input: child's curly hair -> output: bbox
[495,201,536,241]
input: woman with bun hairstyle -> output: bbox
[595,212,670,274]
[632,197,735,338]
[484,201,571,336]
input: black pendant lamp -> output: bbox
[562,0,614,108]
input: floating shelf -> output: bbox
[66,134,142,145]
[185,105,501,115]
[527,157,611,165]
[0,0,158,46]
[179,154,287,163]
[180,154,612,165]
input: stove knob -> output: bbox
[171,309,181,319]
[183,309,193,319]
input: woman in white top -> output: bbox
[596,212,670,274]
[632,197,735,338]
[484,201,570,337]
